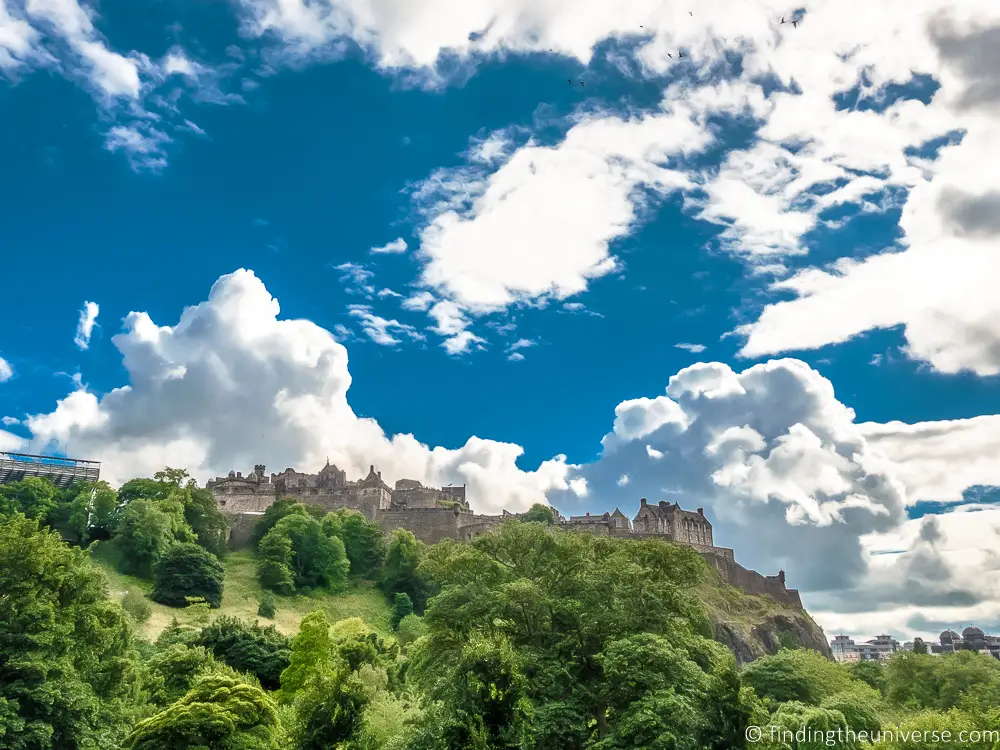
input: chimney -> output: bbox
[640,498,647,506]
[585,512,590,517]
[378,471,382,479]
[370,464,375,474]
[697,507,703,515]
[236,471,242,478]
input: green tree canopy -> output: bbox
[519,503,556,525]
[125,674,280,750]
[0,477,59,521]
[0,514,145,749]
[257,513,350,594]
[195,616,291,690]
[741,648,853,706]
[279,610,333,703]
[151,542,226,608]
[324,509,386,577]
[381,528,427,610]
[409,522,716,747]
[114,498,194,578]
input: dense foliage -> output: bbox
[7,473,1000,749]
[152,542,227,607]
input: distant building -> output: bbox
[831,633,901,662]
[0,451,100,489]
[930,626,1000,659]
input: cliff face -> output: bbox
[712,612,833,666]
[696,562,831,665]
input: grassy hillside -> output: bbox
[93,547,393,641]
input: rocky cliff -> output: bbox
[696,564,832,665]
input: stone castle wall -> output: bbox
[702,553,803,609]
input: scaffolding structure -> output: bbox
[0,451,101,488]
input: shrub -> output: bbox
[390,592,413,630]
[196,616,292,690]
[258,594,277,619]
[121,590,153,624]
[151,542,225,608]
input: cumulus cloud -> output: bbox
[24,270,576,514]
[73,300,99,350]
[370,237,408,254]
[0,355,12,382]
[1,416,19,425]
[674,343,706,353]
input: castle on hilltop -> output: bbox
[208,462,802,608]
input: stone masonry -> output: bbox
[209,463,802,608]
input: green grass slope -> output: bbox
[93,548,392,641]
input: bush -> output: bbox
[121,590,153,624]
[390,592,413,630]
[151,542,225,608]
[258,594,277,619]
[395,614,428,647]
[196,616,292,690]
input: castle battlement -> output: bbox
[209,462,801,609]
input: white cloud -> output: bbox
[25,0,141,98]
[617,473,629,486]
[370,237,408,254]
[73,300,99,350]
[1,416,19,426]
[347,304,424,346]
[23,270,576,514]
[401,291,435,312]
[859,415,1000,504]
[0,0,38,68]
[377,288,402,299]
[507,352,524,362]
[332,262,376,297]
[674,343,706,353]
[0,355,12,382]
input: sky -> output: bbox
[1,0,1000,644]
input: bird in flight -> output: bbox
[580,81,585,87]
[667,52,673,58]
[678,50,686,58]
[792,19,798,28]
[780,16,786,24]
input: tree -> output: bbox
[391,592,414,630]
[325,509,386,577]
[258,594,277,619]
[411,523,715,746]
[122,589,153,624]
[280,610,334,703]
[741,648,852,705]
[520,503,556,525]
[395,614,428,647]
[0,514,145,749]
[196,616,292,690]
[114,498,194,578]
[177,485,229,558]
[912,638,928,655]
[151,542,226,608]
[146,643,220,706]
[125,674,280,750]
[0,477,58,521]
[250,499,311,548]
[765,702,853,750]
[257,513,350,594]
[68,480,120,543]
[381,528,427,610]
[292,668,369,750]
[848,659,885,693]
[820,685,882,734]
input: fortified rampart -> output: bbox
[209,463,801,609]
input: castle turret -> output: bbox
[254,464,265,481]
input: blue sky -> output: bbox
[2,0,1000,641]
